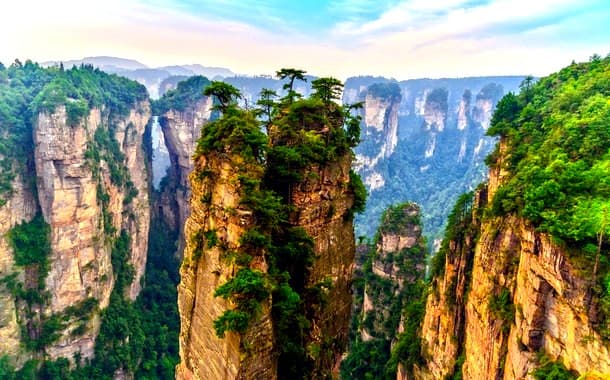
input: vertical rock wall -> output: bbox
[176,151,276,380]
[32,102,151,360]
[290,153,357,378]
[158,97,213,257]
[416,160,610,379]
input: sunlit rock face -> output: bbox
[415,151,610,380]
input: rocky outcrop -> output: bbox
[0,174,39,365]
[158,96,213,256]
[362,204,425,341]
[177,93,360,379]
[355,84,401,190]
[416,161,610,379]
[176,150,275,380]
[343,203,427,379]
[289,153,357,378]
[32,102,151,360]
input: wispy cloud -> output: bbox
[0,0,608,79]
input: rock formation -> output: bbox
[33,102,151,359]
[0,64,151,367]
[176,84,361,379]
[345,76,522,240]
[415,58,610,379]
[156,76,213,257]
[342,203,427,379]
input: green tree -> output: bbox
[276,68,307,103]
[256,88,278,131]
[311,77,343,104]
[203,81,241,112]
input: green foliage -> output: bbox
[532,354,577,380]
[311,77,343,104]
[255,88,278,129]
[195,105,267,162]
[350,170,367,215]
[213,268,270,336]
[153,75,210,114]
[0,356,15,380]
[378,202,421,234]
[340,339,391,380]
[8,214,51,269]
[485,56,610,337]
[203,81,241,111]
[386,298,425,375]
[276,68,307,103]
[111,231,135,295]
[488,287,515,333]
[213,310,252,338]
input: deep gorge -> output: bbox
[0,56,609,379]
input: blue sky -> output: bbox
[1,0,609,79]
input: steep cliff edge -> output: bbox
[416,57,610,379]
[0,62,151,368]
[176,108,275,379]
[341,203,427,379]
[34,99,151,359]
[155,76,213,257]
[177,77,364,379]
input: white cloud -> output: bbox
[0,0,607,80]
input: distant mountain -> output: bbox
[344,75,525,242]
[40,56,235,98]
[41,56,148,72]
[177,64,234,78]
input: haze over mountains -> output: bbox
[41,56,235,98]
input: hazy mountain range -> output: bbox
[41,56,235,98]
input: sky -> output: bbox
[1,0,609,79]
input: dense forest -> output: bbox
[486,55,610,337]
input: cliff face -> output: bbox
[157,89,213,257]
[416,58,610,380]
[177,83,361,379]
[342,203,427,379]
[290,153,357,378]
[418,178,610,379]
[176,150,275,380]
[356,88,401,191]
[0,174,39,364]
[33,102,151,359]
[0,100,151,365]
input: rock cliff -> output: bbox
[33,102,151,359]
[415,58,610,379]
[155,76,213,257]
[176,81,361,379]
[0,63,151,367]
[342,203,427,379]
[0,174,39,364]
[417,176,610,379]
[176,148,275,380]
